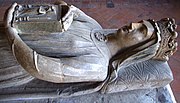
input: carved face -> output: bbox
[116,21,154,48]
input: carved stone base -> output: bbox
[0,85,176,103]
[51,85,176,103]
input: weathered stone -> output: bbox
[0,85,175,103]
[0,1,178,102]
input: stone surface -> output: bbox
[0,0,179,102]
[0,59,174,101]
[0,85,175,103]
[106,60,173,93]
[5,1,178,85]
[0,30,34,89]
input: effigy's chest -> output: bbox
[16,22,102,59]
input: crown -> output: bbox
[148,18,178,61]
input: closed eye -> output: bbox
[139,26,147,35]
[122,26,129,32]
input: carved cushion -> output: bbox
[106,60,173,93]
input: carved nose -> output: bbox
[131,23,142,29]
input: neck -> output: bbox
[106,34,123,57]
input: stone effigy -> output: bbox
[0,1,178,102]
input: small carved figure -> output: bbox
[3,2,178,88]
